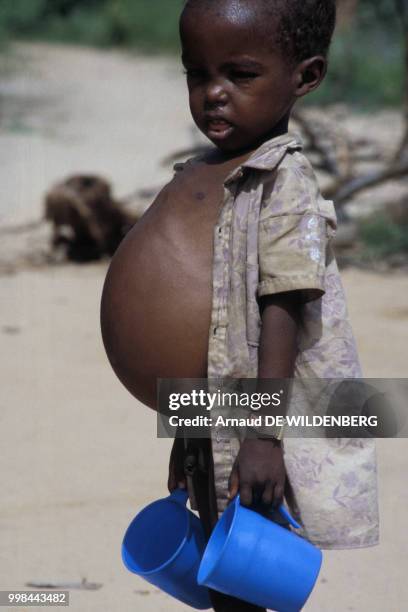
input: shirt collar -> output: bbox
[224,132,303,185]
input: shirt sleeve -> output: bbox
[257,158,337,303]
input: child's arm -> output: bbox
[228,291,300,509]
[258,292,300,378]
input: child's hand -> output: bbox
[167,436,187,492]
[228,438,285,508]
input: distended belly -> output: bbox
[100,197,215,410]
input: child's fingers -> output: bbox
[261,480,274,506]
[168,470,186,491]
[227,464,239,501]
[239,482,253,507]
[168,437,187,492]
[168,456,186,492]
[175,458,187,488]
[272,483,284,508]
[167,469,176,493]
[173,467,187,490]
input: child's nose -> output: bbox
[204,80,228,107]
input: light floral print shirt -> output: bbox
[176,132,379,549]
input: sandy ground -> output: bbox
[1,43,408,612]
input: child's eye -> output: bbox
[230,70,258,81]
[183,68,205,79]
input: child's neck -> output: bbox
[214,114,290,165]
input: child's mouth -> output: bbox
[206,119,234,140]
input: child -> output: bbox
[166,1,379,609]
[101,1,379,609]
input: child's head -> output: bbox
[180,0,336,153]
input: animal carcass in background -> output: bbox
[44,175,137,261]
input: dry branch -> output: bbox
[326,159,408,203]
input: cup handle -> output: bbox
[169,488,189,506]
[235,494,301,529]
[277,504,301,529]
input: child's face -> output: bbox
[180,7,298,153]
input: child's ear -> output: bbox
[294,56,327,98]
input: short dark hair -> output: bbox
[182,0,337,64]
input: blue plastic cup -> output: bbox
[122,488,211,610]
[198,495,322,612]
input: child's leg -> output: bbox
[184,438,267,612]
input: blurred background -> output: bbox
[0,1,407,611]
[1,0,408,264]
[0,0,405,105]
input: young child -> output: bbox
[101,1,379,610]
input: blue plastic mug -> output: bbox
[198,495,322,612]
[122,488,211,610]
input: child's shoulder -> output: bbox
[173,147,221,175]
[259,147,336,225]
[173,154,204,175]
[267,147,319,199]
